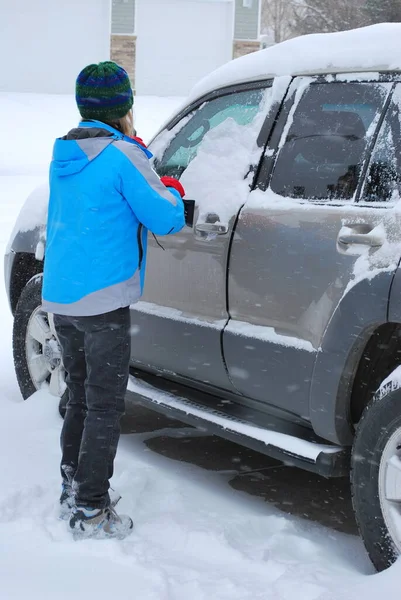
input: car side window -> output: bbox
[269,82,391,201]
[153,88,267,179]
[362,88,401,203]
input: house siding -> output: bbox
[234,0,259,40]
[112,0,135,34]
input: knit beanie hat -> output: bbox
[76,61,134,122]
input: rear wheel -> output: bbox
[13,274,67,408]
[351,377,401,571]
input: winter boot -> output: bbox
[69,505,133,540]
[59,483,74,520]
[59,484,122,521]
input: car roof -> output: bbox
[188,23,401,103]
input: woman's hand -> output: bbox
[160,176,185,198]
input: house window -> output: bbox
[112,0,135,35]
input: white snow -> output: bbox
[189,23,401,102]
[179,88,272,224]
[226,320,315,353]
[339,187,401,296]
[133,301,227,329]
[0,93,184,179]
[1,92,400,598]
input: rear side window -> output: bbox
[270,82,391,201]
[362,85,401,203]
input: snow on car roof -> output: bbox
[189,23,401,102]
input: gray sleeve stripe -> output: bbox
[114,140,178,206]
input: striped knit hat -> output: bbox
[76,61,134,122]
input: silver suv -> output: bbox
[5,60,401,571]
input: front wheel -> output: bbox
[13,274,67,408]
[351,376,401,571]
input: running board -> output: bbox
[126,375,349,478]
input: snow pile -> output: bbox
[0,389,400,599]
[190,23,401,101]
[180,88,272,224]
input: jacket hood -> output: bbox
[51,120,152,177]
[52,126,115,177]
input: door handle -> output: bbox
[195,222,228,235]
[337,224,384,254]
[338,233,383,247]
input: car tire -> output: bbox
[13,274,67,410]
[351,379,401,572]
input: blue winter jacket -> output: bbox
[42,120,185,316]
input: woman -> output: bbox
[42,62,185,540]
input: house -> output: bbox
[1,0,111,94]
[111,0,262,96]
[0,0,261,96]
[233,0,262,58]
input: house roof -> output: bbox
[188,23,401,101]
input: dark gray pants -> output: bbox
[54,307,130,509]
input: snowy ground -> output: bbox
[0,93,399,599]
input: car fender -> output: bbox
[6,182,49,255]
[310,270,395,446]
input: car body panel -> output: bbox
[129,82,285,391]
[225,198,401,419]
[224,76,399,419]
[129,220,236,390]
[311,271,396,445]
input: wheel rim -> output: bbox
[378,426,401,554]
[25,307,66,397]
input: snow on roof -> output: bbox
[189,23,401,102]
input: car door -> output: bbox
[224,76,401,418]
[130,82,277,390]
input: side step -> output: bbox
[126,374,349,478]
